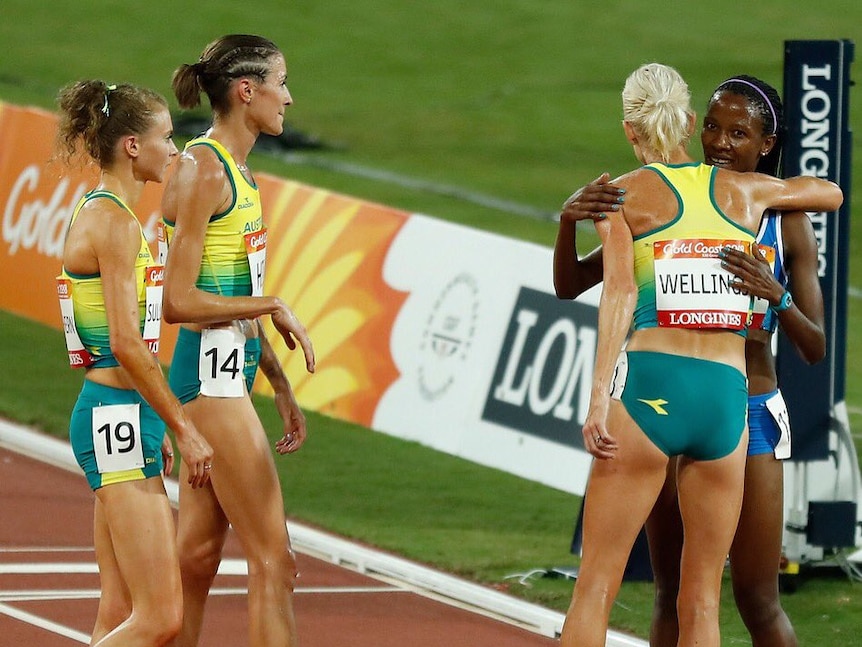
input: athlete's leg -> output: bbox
[92,478,182,647]
[644,456,683,647]
[730,453,798,647]
[90,499,131,645]
[560,401,668,647]
[185,394,298,647]
[675,431,747,647]
[171,399,230,647]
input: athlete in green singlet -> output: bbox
[56,80,212,647]
[160,35,315,647]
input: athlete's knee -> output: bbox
[733,581,785,630]
[246,545,297,589]
[676,582,720,628]
[154,606,183,645]
[247,548,296,576]
[567,567,620,616]
[94,594,131,635]
[177,535,224,582]
[130,595,182,645]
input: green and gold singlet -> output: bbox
[632,163,756,332]
[58,190,160,368]
[163,137,265,297]
[163,137,266,403]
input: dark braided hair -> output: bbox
[710,75,784,177]
[172,34,281,114]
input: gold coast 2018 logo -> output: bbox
[417,273,479,401]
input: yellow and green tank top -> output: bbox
[163,137,264,296]
[632,162,756,332]
[59,190,154,368]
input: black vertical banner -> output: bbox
[779,40,854,461]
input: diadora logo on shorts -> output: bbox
[417,273,479,401]
[638,398,669,415]
[481,287,598,449]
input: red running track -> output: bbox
[0,446,560,647]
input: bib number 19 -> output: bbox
[92,403,145,474]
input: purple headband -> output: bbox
[722,78,778,135]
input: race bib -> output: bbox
[92,403,145,473]
[199,326,245,398]
[749,244,778,329]
[764,390,792,460]
[142,265,164,356]
[244,228,267,298]
[57,278,94,368]
[653,238,752,330]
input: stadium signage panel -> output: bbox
[481,287,597,449]
[779,39,853,461]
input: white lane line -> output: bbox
[0,602,89,644]
[0,558,245,576]
[0,590,98,602]
[277,152,558,221]
[204,586,405,596]
[0,585,404,603]
[0,547,92,553]
[0,563,97,574]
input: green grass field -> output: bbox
[2,1,861,644]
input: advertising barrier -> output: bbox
[0,101,599,496]
[373,215,599,493]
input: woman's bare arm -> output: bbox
[553,173,624,299]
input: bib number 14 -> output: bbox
[200,327,245,398]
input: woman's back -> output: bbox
[615,161,754,368]
[615,163,767,237]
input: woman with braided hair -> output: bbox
[160,35,315,647]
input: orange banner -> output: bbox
[0,102,408,426]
